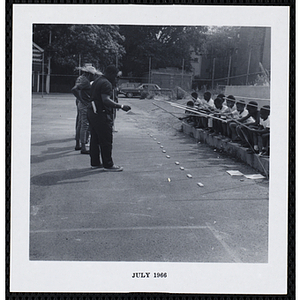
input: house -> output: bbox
[32,42,44,93]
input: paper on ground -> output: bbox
[226,170,244,176]
[244,174,266,179]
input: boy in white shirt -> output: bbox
[191,92,202,107]
[197,91,214,128]
[236,101,260,148]
[228,100,250,141]
[222,95,236,137]
[249,105,270,155]
[211,97,228,134]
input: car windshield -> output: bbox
[138,84,160,89]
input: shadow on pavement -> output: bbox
[31,168,99,186]
[31,146,77,164]
[32,137,75,146]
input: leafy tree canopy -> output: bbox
[33,25,243,78]
[33,24,125,74]
[119,25,208,77]
[201,26,241,58]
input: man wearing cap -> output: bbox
[72,65,102,154]
[88,65,131,172]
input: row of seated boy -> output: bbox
[183,91,270,156]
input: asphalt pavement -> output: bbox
[30,93,269,263]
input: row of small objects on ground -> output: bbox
[147,132,266,188]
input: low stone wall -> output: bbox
[225,86,270,109]
[182,123,269,176]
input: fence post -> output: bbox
[227,55,232,85]
[46,30,52,94]
[181,59,184,87]
[212,58,216,89]
[37,72,40,92]
[78,54,81,75]
[246,48,252,85]
[42,52,44,97]
[148,57,151,83]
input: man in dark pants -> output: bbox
[87,65,131,172]
[72,65,102,154]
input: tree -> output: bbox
[201,26,241,59]
[198,26,241,82]
[119,25,208,77]
[33,24,126,74]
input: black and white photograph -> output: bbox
[9,4,291,295]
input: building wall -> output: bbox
[225,85,270,109]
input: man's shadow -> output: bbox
[31,168,102,186]
[31,138,79,164]
[31,138,74,147]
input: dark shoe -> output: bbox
[91,164,104,170]
[75,146,81,151]
[81,150,90,154]
[104,165,123,172]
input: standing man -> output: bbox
[112,72,121,132]
[72,65,102,154]
[88,65,131,171]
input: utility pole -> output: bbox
[78,54,81,75]
[246,48,252,85]
[211,58,216,89]
[227,55,232,85]
[148,57,151,83]
[181,59,184,87]
[46,30,52,94]
[42,51,44,97]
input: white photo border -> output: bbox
[10,4,290,294]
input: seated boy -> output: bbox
[211,97,228,135]
[236,101,260,148]
[228,99,249,141]
[190,92,202,126]
[198,91,215,129]
[191,92,201,106]
[221,95,236,137]
[183,100,197,126]
[248,105,270,155]
[225,95,236,112]
[217,93,226,106]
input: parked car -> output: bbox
[119,83,161,98]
